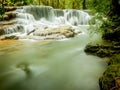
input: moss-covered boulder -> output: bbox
[99,54,120,90]
[84,43,120,57]
[108,54,120,65]
[99,64,120,90]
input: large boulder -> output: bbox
[32,25,77,40]
[84,43,120,57]
[99,54,120,90]
[99,64,120,90]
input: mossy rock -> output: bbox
[99,64,120,90]
[108,54,120,65]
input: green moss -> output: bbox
[99,64,120,90]
[108,54,120,65]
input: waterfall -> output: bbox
[24,6,54,21]
[3,6,91,37]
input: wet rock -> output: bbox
[17,62,30,75]
[33,25,77,40]
[3,15,9,20]
[108,54,120,65]
[84,43,120,57]
[85,43,120,90]
[4,7,17,12]
[0,20,16,26]
[0,28,5,36]
[5,12,17,20]
[1,35,19,40]
[99,54,120,90]
[27,29,36,35]
[99,64,120,90]
[61,30,74,38]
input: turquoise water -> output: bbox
[0,26,107,90]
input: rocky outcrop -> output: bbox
[0,28,5,36]
[29,25,80,40]
[3,12,17,21]
[1,35,19,40]
[4,7,17,12]
[102,26,120,41]
[33,25,75,37]
[84,43,120,57]
[84,42,120,90]
[0,21,17,36]
[0,6,17,21]
[99,54,120,90]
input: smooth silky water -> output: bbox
[0,6,107,90]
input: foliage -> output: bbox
[0,0,5,21]
[89,0,110,15]
[99,54,120,90]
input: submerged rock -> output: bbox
[1,35,19,40]
[17,62,30,75]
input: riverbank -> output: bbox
[85,39,120,90]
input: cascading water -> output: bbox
[0,6,107,90]
[4,6,91,40]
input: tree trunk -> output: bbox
[82,0,87,9]
[48,0,51,6]
[72,0,75,9]
[43,0,47,5]
[38,0,41,5]
[62,0,65,9]
[56,0,59,8]
[52,0,54,8]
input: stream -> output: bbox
[0,6,107,90]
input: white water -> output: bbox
[4,6,91,38]
[0,6,107,90]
